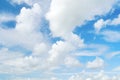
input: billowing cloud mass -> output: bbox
[46,0,115,38]
[86,57,104,69]
[0,0,120,80]
[15,3,42,33]
[0,3,45,50]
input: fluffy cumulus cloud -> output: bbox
[64,56,82,68]
[15,3,42,33]
[46,0,115,38]
[86,57,104,69]
[47,34,84,69]
[0,2,50,74]
[0,3,45,50]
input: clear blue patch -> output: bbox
[73,20,96,44]
[1,21,16,29]
[40,18,51,34]
[0,74,12,80]
[77,56,96,63]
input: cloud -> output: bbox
[0,27,43,50]
[94,14,120,33]
[74,44,108,56]
[113,66,120,71]
[86,57,104,69]
[45,1,115,70]
[15,3,42,33]
[47,34,84,69]
[0,48,24,61]
[2,55,48,74]
[111,14,120,25]
[0,13,15,23]
[94,19,110,33]
[47,40,76,67]
[0,0,119,78]
[32,43,49,56]
[64,56,82,68]
[46,0,115,38]
[0,48,25,73]
[107,51,120,58]
[68,71,120,80]
[101,30,120,42]
[0,3,46,50]
[0,3,50,74]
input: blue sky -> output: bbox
[0,0,120,80]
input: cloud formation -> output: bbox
[0,0,119,80]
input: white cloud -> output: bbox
[46,0,115,38]
[47,40,75,66]
[94,19,110,33]
[86,57,104,69]
[0,29,43,50]
[2,56,42,73]
[0,3,46,50]
[111,14,120,25]
[94,14,120,33]
[45,1,115,70]
[47,34,84,69]
[68,71,120,80]
[0,13,15,23]
[0,48,26,73]
[101,30,120,42]
[51,77,59,80]
[64,56,82,68]
[32,43,49,56]
[0,48,24,61]
[107,51,120,58]
[74,44,108,56]
[0,3,51,74]
[0,0,118,78]
[113,66,120,71]
[11,77,60,80]
[15,3,42,33]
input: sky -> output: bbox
[0,0,120,80]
